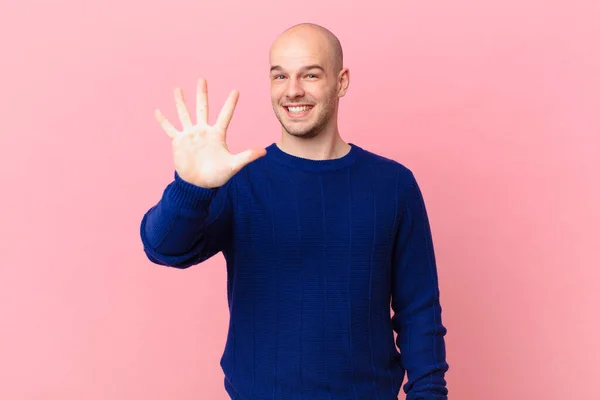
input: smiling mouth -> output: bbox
[284,105,313,118]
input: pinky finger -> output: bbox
[154,109,179,139]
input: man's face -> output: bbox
[269,35,341,139]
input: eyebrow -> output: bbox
[270,64,326,73]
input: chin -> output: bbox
[284,126,320,139]
[276,118,314,138]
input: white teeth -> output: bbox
[288,106,311,113]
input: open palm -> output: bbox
[154,78,266,189]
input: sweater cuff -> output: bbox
[165,171,218,211]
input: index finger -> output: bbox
[214,89,239,133]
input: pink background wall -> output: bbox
[1,0,598,399]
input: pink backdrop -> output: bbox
[1,1,598,399]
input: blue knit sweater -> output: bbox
[140,142,449,400]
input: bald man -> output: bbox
[141,23,449,400]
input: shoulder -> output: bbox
[353,143,417,185]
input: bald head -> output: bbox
[270,23,344,73]
[268,23,350,140]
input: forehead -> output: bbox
[269,35,331,70]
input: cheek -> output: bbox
[270,86,284,103]
[270,93,279,105]
[311,84,332,100]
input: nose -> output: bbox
[285,78,305,99]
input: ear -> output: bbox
[337,67,350,98]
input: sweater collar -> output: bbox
[265,142,361,172]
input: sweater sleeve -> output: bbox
[139,171,235,268]
[391,170,449,400]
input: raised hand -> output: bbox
[154,78,267,189]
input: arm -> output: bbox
[391,170,449,400]
[140,171,235,269]
[140,78,265,268]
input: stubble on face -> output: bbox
[273,86,338,139]
[269,24,344,140]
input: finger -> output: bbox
[215,89,240,134]
[154,109,179,139]
[196,78,209,126]
[230,147,267,172]
[174,88,194,131]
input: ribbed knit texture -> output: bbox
[140,143,449,400]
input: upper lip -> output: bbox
[283,104,313,107]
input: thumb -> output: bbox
[230,147,267,172]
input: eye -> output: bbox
[274,75,286,80]
[307,74,318,79]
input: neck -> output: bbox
[277,123,351,161]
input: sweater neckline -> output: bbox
[265,142,361,172]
